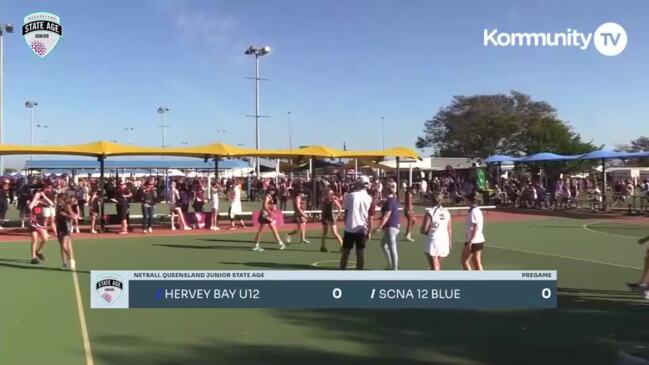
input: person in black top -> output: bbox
[320,188,343,252]
[88,189,100,234]
[191,180,206,228]
[0,179,9,229]
[55,194,75,270]
[112,181,132,234]
[140,180,156,234]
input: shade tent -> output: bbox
[484,155,521,164]
[484,149,649,210]
[1,140,419,229]
[521,152,581,162]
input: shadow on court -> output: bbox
[0,258,90,273]
[219,261,323,270]
[88,289,649,365]
[153,241,315,253]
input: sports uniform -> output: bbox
[424,206,451,257]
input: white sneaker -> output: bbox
[406,234,415,242]
[69,259,76,271]
[76,227,81,234]
[171,226,177,231]
[279,242,287,250]
[286,235,292,244]
[302,239,310,244]
[213,226,220,231]
[252,245,264,252]
[184,227,192,231]
[644,290,649,300]
[148,227,153,233]
[90,229,98,234]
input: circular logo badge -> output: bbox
[593,22,627,56]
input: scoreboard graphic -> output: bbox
[90,270,557,309]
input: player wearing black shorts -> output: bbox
[55,195,75,270]
[340,177,373,270]
[320,188,343,252]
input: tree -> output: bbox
[416,91,597,158]
[616,137,649,152]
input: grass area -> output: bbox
[1,216,648,364]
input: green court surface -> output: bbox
[1,216,649,365]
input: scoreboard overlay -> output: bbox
[90,270,557,309]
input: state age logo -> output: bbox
[22,12,63,58]
[96,274,124,305]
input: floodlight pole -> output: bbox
[288,111,293,180]
[25,101,38,160]
[99,156,105,231]
[245,45,270,178]
[0,23,12,175]
[157,107,170,161]
[381,116,385,150]
[255,53,260,177]
[396,157,401,199]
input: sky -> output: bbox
[0,0,647,167]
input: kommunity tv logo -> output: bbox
[483,22,627,56]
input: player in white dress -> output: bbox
[420,193,452,270]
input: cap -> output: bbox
[357,176,370,188]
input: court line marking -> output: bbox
[487,243,642,271]
[69,241,95,365]
[312,259,356,268]
[582,221,642,239]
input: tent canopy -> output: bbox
[0,141,420,160]
[485,150,649,164]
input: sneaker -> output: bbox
[30,257,40,264]
[627,282,641,289]
[36,252,46,261]
[286,235,292,244]
[252,245,264,252]
[406,234,415,242]
[320,246,328,253]
[148,227,153,233]
[62,262,69,270]
[171,226,177,231]
[69,259,77,271]
[143,230,148,234]
[645,290,649,300]
[118,230,128,235]
[213,226,220,231]
[302,239,311,244]
[75,227,81,234]
[184,227,192,231]
[90,229,98,234]
[279,242,287,250]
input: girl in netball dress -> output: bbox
[319,188,343,252]
[28,185,49,264]
[169,180,190,231]
[210,181,221,231]
[252,188,285,252]
[421,193,452,270]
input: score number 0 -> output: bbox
[541,288,552,299]
[332,288,342,299]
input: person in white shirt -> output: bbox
[462,193,485,270]
[340,176,373,270]
[421,193,452,270]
